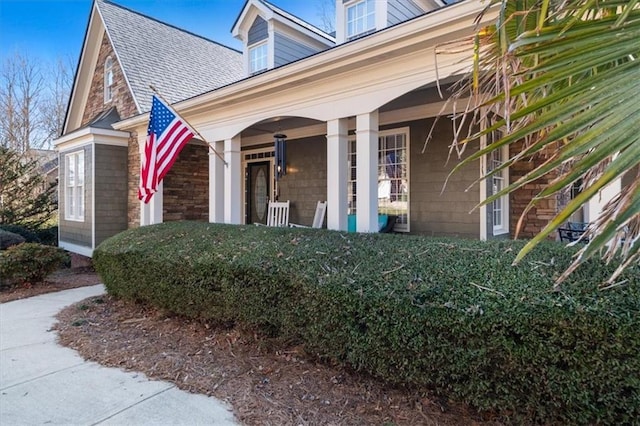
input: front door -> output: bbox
[246,161,270,224]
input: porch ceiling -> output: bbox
[241,116,323,138]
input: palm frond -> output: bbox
[436,0,640,284]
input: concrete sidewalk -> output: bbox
[0,285,238,425]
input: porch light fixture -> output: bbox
[274,132,287,180]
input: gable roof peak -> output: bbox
[232,0,335,44]
[94,0,243,113]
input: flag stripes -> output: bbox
[138,95,194,204]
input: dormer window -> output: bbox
[346,0,375,40]
[249,42,268,74]
[104,56,114,103]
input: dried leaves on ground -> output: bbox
[55,295,497,426]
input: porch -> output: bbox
[145,86,483,239]
[120,2,493,238]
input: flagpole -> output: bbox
[149,85,228,167]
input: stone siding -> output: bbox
[127,132,140,228]
[509,141,558,238]
[81,33,137,127]
[163,143,209,221]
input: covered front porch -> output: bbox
[141,83,482,238]
[119,0,493,238]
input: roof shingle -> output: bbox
[97,0,243,113]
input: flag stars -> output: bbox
[138,95,194,204]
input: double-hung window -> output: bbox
[347,128,410,231]
[249,42,267,74]
[346,0,375,40]
[489,145,509,234]
[65,151,85,221]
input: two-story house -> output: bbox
[55,0,616,257]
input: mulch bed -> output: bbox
[54,295,499,426]
[0,267,101,303]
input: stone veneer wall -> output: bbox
[127,139,208,227]
[509,141,558,238]
[81,34,137,126]
[127,132,140,228]
[163,143,209,221]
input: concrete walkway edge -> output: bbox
[0,285,238,426]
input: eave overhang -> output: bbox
[114,0,496,132]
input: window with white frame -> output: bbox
[65,151,85,221]
[489,145,509,234]
[347,129,409,231]
[104,56,114,103]
[249,42,268,74]
[346,0,375,40]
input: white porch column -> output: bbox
[140,181,163,226]
[585,178,622,224]
[326,118,348,231]
[224,136,242,224]
[479,130,488,240]
[356,111,379,233]
[209,141,225,223]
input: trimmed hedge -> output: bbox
[0,243,69,286]
[94,222,640,424]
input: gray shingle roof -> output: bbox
[97,0,243,113]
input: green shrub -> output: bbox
[34,226,58,246]
[94,222,640,424]
[0,224,41,243]
[0,243,69,286]
[0,229,26,250]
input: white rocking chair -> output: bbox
[265,200,290,227]
[290,201,327,229]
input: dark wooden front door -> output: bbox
[246,161,270,224]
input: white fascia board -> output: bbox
[232,0,273,38]
[115,0,495,131]
[273,21,330,51]
[54,127,130,149]
[414,0,446,12]
[64,7,104,134]
[270,13,335,46]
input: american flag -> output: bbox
[138,95,194,203]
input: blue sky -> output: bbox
[0,0,326,64]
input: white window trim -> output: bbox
[248,41,268,75]
[345,0,376,40]
[65,151,85,222]
[104,56,114,103]
[348,126,410,232]
[490,144,509,235]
